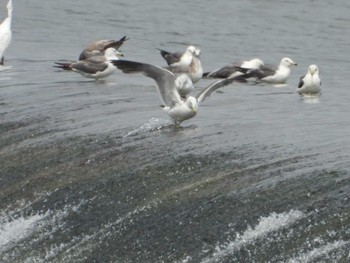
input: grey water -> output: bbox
[1,0,350,262]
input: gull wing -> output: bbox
[79,36,128,60]
[298,75,305,88]
[71,60,108,74]
[157,48,183,66]
[203,63,241,78]
[196,77,238,104]
[238,63,276,79]
[111,60,182,107]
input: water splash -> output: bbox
[287,240,349,263]
[0,211,50,253]
[202,210,305,263]
[123,117,172,138]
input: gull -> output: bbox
[203,58,264,79]
[54,48,123,80]
[79,35,128,60]
[157,45,196,68]
[297,64,321,95]
[239,57,297,84]
[158,46,203,97]
[111,59,238,126]
[0,0,13,65]
[168,47,203,84]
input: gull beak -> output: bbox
[191,105,197,114]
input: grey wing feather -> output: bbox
[203,64,241,78]
[196,77,238,104]
[158,49,183,66]
[111,60,182,106]
[79,36,128,60]
[243,65,276,79]
[71,60,108,74]
[298,75,305,88]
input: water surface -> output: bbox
[1,0,350,262]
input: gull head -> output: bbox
[280,57,297,67]
[186,96,198,114]
[194,48,201,57]
[105,48,124,59]
[186,46,196,55]
[308,64,319,75]
[250,58,264,68]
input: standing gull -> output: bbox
[158,45,196,68]
[54,48,123,80]
[297,64,321,95]
[111,59,238,126]
[79,36,128,60]
[158,46,203,98]
[203,58,264,79]
[168,47,203,84]
[239,57,297,84]
[0,0,13,65]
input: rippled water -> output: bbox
[1,0,350,262]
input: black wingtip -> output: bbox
[156,48,170,59]
[110,59,145,74]
[53,62,72,70]
[119,35,130,42]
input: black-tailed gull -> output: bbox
[158,46,203,98]
[54,48,123,80]
[158,45,196,68]
[111,59,238,126]
[203,58,264,79]
[297,64,321,95]
[240,57,297,84]
[0,0,12,65]
[168,47,203,84]
[79,36,128,60]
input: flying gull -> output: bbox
[0,0,13,65]
[297,64,321,95]
[203,58,264,79]
[79,36,128,60]
[54,48,123,80]
[239,57,297,84]
[111,59,239,126]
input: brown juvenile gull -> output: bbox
[54,48,123,80]
[111,59,239,126]
[79,35,128,60]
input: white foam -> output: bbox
[123,117,171,137]
[287,240,349,263]
[0,211,50,253]
[202,210,305,263]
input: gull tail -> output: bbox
[105,35,130,50]
[53,62,72,70]
[156,48,170,60]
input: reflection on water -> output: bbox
[299,93,322,104]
